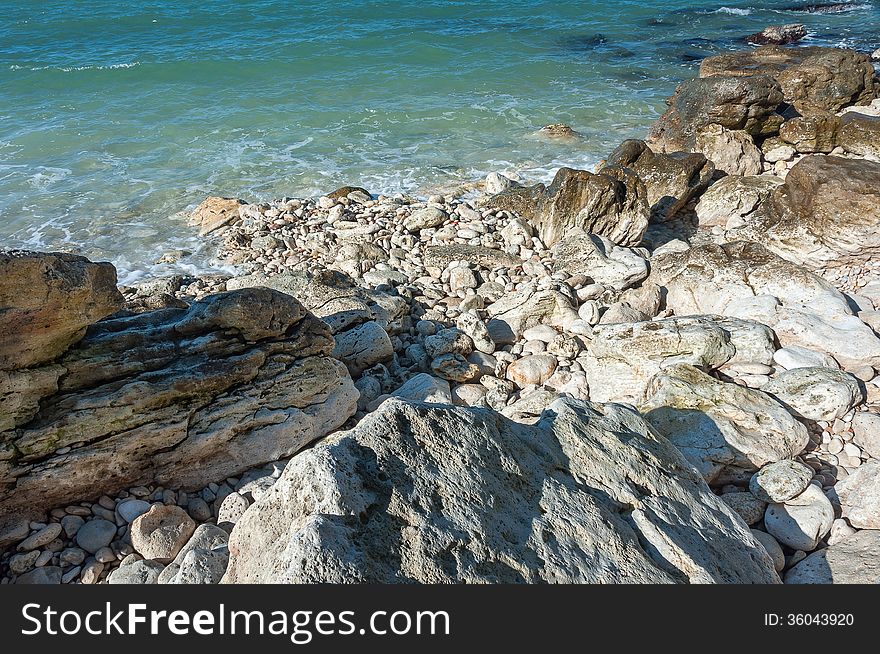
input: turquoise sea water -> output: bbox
[1,0,878,281]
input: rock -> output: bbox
[778,113,840,153]
[762,367,863,421]
[550,230,648,291]
[714,317,777,366]
[10,551,40,575]
[699,46,876,115]
[486,289,579,342]
[332,320,394,376]
[217,492,250,531]
[390,373,453,405]
[130,505,197,564]
[745,24,807,45]
[721,492,767,526]
[451,383,487,406]
[403,207,447,232]
[641,365,809,485]
[834,461,880,529]
[116,499,151,524]
[326,185,371,201]
[647,75,783,153]
[0,251,123,371]
[1,286,358,518]
[785,530,880,584]
[647,241,880,371]
[535,124,582,140]
[107,559,165,584]
[425,328,474,359]
[171,548,229,585]
[695,175,783,228]
[506,355,558,387]
[484,166,649,247]
[598,302,648,325]
[750,529,785,573]
[852,411,880,459]
[223,397,778,583]
[15,566,62,585]
[187,498,212,523]
[455,312,495,354]
[694,124,763,176]
[422,245,522,272]
[837,112,880,160]
[0,515,30,549]
[159,524,229,584]
[749,460,814,503]
[60,515,84,538]
[430,354,480,383]
[603,139,714,221]
[764,484,834,551]
[188,197,245,236]
[828,518,856,546]
[773,346,839,371]
[17,523,63,552]
[75,519,117,554]
[580,317,735,404]
[80,560,104,584]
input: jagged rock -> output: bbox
[647,75,784,153]
[731,156,880,271]
[602,139,714,221]
[223,398,779,583]
[0,251,123,371]
[0,286,358,518]
[188,197,246,236]
[579,317,735,404]
[837,112,880,160]
[694,124,763,176]
[486,289,579,342]
[834,461,880,530]
[699,45,876,115]
[647,241,880,371]
[695,175,784,227]
[762,367,864,421]
[785,530,880,584]
[641,365,809,485]
[483,166,649,247]
[550,230,649,291]
[745,24,807,45]
[778,113,840,153]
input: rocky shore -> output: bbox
[3,42,880,584]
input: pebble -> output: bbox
[17,523,63,552]
[749,460,814,503]
[75,519,118,554]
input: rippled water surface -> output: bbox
[1,0,878,281]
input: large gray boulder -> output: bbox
[223,398,779,584]
[785,530,880,584]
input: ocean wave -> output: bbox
[9,62,140,72]
[714,6,753,15]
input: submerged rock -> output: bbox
[223,398,779,583]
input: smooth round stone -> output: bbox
[60,515,84,538]
[17,523,63,552]
[75,519,117,554]
[772,346,838,371]
[750,529,785,573]
[95,547,116,564]
[107,560,165,585]
[720,492,766,525]
[521,325,558,343]
[117,499,151,524]
[749,460,814,503]
[505,355,557,387]
[764,484,835,551]
[187,498,212,522]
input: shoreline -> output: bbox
[3,39,880,584]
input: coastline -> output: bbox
[3,37,880,584]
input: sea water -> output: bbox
[1,0,878,281]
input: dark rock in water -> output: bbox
[700,46,877,115]
[746,24,808,46]
[536,123,582,140]
[782,2,867,13]
[680,52,706,63]
[648,75,784,152]
[327,185,371,201]
[558,33,609,54]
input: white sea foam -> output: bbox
[9,62,140,72]
[714,6,752,15]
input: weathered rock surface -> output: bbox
[1,285,358,518]
[188,197,246,237]
[641,365,809,485]
[745,24,807,46]
[834,461,880,530]
[698,46,876,115]
[730,156,880,271]
[749,460,814,503]
[550,230,649,291]
[130,504,196,563]
[223,398,779,583]
[762,367,863,421]
[784,530,880,584]
[602,139,714,221]
[579,317,735,404]
[693,124,763,176]
[695,175,783,228]
[484,166,649,247]
[648,241,880,370]
[764,484,835,551]
[0,251,123,371]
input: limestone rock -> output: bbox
[749,460,814,503]
[745,24,807,46]
[486,289,579,342]
[852,411,880,459]
[390,373,453,405]
[764,484,834,551]
[506,355,557,387]
[694,124,763,176]
[837,112,880,160]
[550,230,649,291]
[695,175,783,228]
[641,365,809,485]
[834,461,880,530]
[131,505,197,564]
[762,367,863,421]
[784,530,880,584]
[778,113,840,153]
[750,529,785,573]
[0,251,123,371]
[107,560,165,584]
[484,166,649,247]
[332,320,394,376]
[188,197,245,236]
[223,398,778,583]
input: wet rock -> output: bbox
[745,24,807,46]
[188,197,246,237]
